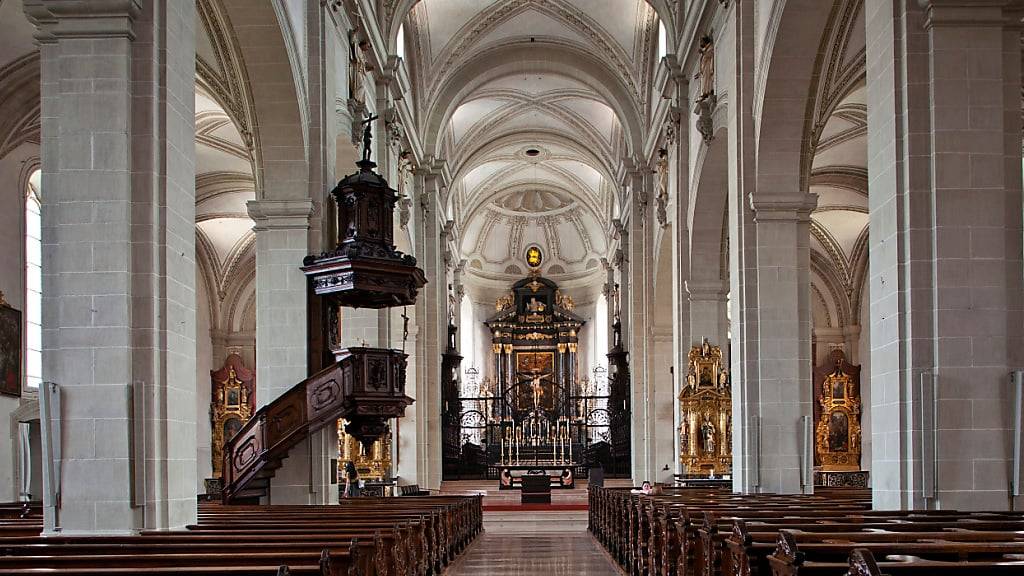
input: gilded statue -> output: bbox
[701,417,716,455]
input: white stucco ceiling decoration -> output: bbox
[402,0,660,290]
[461,188,606,282]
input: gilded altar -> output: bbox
[211,354,255,477]
[678,339,731,475]
[814,349,862,472]
[338,419,392,481]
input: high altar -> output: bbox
[485,271,584,488]
[440,246,631,487]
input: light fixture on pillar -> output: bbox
[301,113,427,451]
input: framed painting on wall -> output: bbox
[0,293,22,397]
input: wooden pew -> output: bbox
[0,495,481,576]
[769,531,1024,576]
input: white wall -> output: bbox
[0,144,37,501]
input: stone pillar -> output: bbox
[246,200,314,406]
[625,169,674,483]
[246,200,326,505]
[412,166,446,490]
[726,0,763,495]
[686,280,729,353]
[26,0,198,533]
[866,0,1024,510]
[749,195,817,495]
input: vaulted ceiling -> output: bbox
[402,0,661,286]
[807,0,868,329]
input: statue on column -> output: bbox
[693,33,718,144]
[397,150,414,229]
[695,34,715,101]
[349,31,369,106]
[655,148,669,227]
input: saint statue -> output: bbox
[701,418,716,455]
[655,148,669,226]
[397,150,414,196]
[349,32,368,105]
[695,34,715,101]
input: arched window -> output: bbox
[24,169,41,389]
[396,23,406,60]
[657,21,668,60]
[594,292,609,370]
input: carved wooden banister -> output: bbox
[222,348,413,503]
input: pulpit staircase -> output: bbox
[221,348,412,504]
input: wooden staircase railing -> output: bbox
[221,348,413,503]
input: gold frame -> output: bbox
[211,363,253,477]
[338,419,392,481]
[678,340,731,475]
[815,358,862,471]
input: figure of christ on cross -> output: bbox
[518,370,552,412]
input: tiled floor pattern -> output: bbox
[444,531,623,575]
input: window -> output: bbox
[657,21,667,60]
[396,23,406,60]
[24,169,41,389]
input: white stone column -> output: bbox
[726,0,764,495]
[246,200,314,406]
[246,200,319,504]
[624,169,675,484]
[866,0,1024,510]
[749,195,817,495]
[26,0,197,533]
[412,167,446,490]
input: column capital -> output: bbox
[24,0,142,42]
[917,0,1008,29]
[247,199,315,231]
[685,279,729,301]
[748,193,818,222]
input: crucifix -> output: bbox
[361,112,379,163]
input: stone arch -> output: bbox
[810,252,851,329]
[689,127,729,285]
[754,0,836,197]
[217,0,307,200]
[421,41,644,158]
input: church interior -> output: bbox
[1,0,1023,574]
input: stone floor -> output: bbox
[444,531,623,575]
